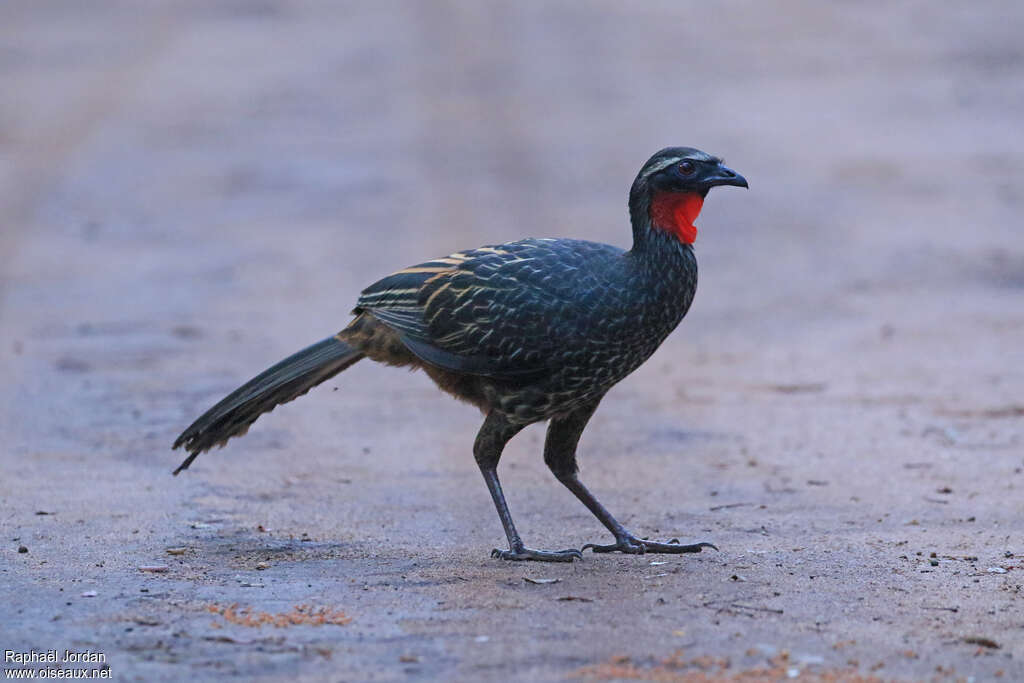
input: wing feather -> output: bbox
[355,239,625,380]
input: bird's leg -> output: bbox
[544,403,717,555]
[475,412,582,562]
[561,475,716,554]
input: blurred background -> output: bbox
[2,2,1022,680]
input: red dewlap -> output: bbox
[650,192,704,244]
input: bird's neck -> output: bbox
[623,210,699,335]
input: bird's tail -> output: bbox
[172,335,364,474]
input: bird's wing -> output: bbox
[355,239,623,381]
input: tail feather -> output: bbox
[172,336,363,473]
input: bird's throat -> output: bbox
[650,192,704,244]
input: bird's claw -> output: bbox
[582,540,646,554]
[582,536,717,555]
[491,546,583,562]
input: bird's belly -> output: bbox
[489,328,672,424]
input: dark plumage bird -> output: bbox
[173,147,747,562]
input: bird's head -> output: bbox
[629,147,747,247]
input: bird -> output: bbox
[172,147,747,562]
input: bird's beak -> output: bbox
[704,164,748,189]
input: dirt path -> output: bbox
[3,2,1022,681]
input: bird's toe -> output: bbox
[583,536,716,555]
[491,546,582,562]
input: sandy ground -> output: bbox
[2,2,1023,681]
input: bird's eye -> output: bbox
[677,160,696,176]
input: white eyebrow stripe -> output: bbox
[642,151,718,179]
[643,157,683,176]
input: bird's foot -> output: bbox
[582,535,717,555]
[491,546,583,562]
